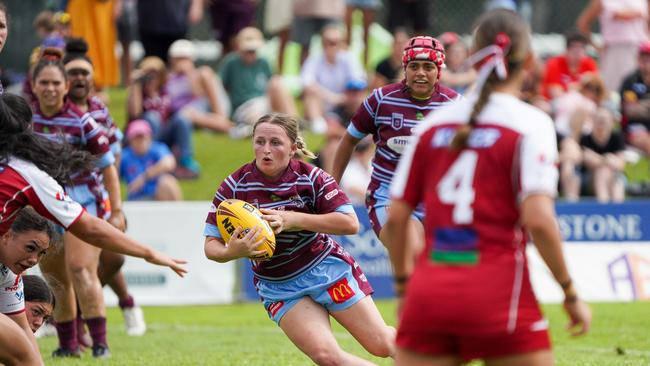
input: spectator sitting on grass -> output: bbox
[166,39,233,133]
[120,120,182,201]
[220,27,297,139]
[301,24,366,134]
[621,40,650,156]
[541,30,598,101]
[580,107,626,202]
[127,56,200,179]
[370,28,409,90]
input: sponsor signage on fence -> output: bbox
[108,202,236,306]
[40,200,644,305]
[240,202,650,303]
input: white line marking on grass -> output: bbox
[561,345,650,358]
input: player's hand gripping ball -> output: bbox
[216,199,276,260]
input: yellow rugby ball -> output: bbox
[216,199,276,260]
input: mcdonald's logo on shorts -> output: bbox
[327,278,355,304]
[267,301,284,317]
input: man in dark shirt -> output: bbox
[621,41,650,156]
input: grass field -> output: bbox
[36,301,650,365]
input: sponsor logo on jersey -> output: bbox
[5,285,18,292]
[55,191,67,201]
[98,135,110,146]
[324,189,339,201]
[15,291,24,301]
[270,194,282,202]
[391,113,404,130]
[387,136,411,153]
[0,265,8,276]
[415,111,424,120]
[467,128,501,148]
[290,195,305,208]
[328,278,355,303]
[268,301,284,317]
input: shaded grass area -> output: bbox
[37,301,650,365]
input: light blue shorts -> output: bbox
[65,184,110,220]
[367,184,424,236]
[256,254,372,325]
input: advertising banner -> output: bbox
[240,202,650,303]
[106,202,235,306]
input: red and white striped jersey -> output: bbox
[0,158,84,235]
[391,92,558,334]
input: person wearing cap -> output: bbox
[120,120,182,201]
[621,40,650,156]
[438,32,477,94]
[166,39,233,135]
[220,27,297,138]
[332,36,460,276]
[302,24,366,134]
[541,31,598,100]
[127,56,201,179]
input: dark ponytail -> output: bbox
[0,93,94,184]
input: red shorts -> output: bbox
[397,327,551,362]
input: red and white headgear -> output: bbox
[402,36,446,72]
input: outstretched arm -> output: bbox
[69,212,187,276]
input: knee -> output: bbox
[102,251,126,271]
[309,349,344,366]
[267,76,284,93]
[364,326,396,358]
[68,263,94,283]
[303,84,319,98]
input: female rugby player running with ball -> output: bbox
[386,9,591,366]
[332,35,460,278]
[204,113,395,365]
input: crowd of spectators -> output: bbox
[4,0,650,203]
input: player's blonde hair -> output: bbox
[451,9,530,150]
[253,113,317,159]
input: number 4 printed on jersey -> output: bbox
[437,151,478,224]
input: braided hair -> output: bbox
[450,9,530,150]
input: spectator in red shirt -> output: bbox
[542,31,599,100]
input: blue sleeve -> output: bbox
[152,142,172,160]
[346,123,367,140]
[335,203,355,214]
[95,151,116,170]
[203,223,222,238]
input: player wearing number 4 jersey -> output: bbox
[332,35,460,276]
[386,10,591,366]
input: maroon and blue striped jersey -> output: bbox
[205,159,355,281]
[347,82,460,189]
